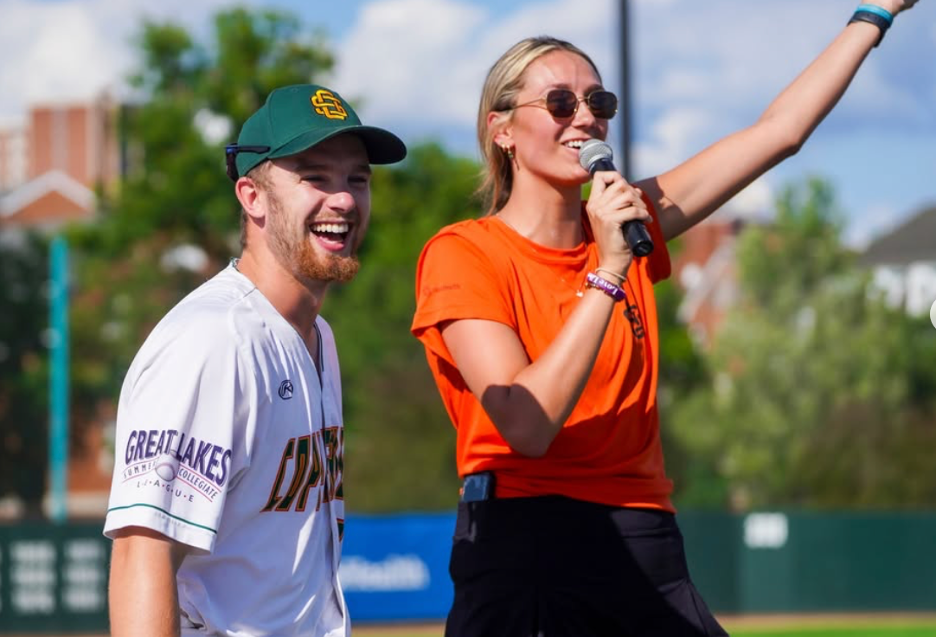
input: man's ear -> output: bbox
[235,176,265,223]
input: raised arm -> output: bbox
[636,0,919,241]
[109,527,189,636]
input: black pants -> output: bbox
[446,495,727,637]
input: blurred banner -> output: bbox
[341,512,455,621]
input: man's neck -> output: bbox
[235,249,326,358]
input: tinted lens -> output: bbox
[544,89,578,118]
[587,91,618,119]
[225,148,239,182]
[224,145,270,182]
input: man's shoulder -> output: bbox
[139,268,259,357]
[178,264,255,311]
[171,266,258,323]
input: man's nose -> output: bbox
[326,190,355,212]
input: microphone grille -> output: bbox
[578,139,613,171]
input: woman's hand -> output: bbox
[585,170,651,278]
[871,0,920,16]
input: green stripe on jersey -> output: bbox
[107,503,217,534]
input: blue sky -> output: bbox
[2,0,934,247]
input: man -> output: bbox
[103,84,406,636]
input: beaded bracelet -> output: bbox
[585,272,626,302]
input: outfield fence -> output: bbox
[2,510,935,633]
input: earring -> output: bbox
[502,145,514,160]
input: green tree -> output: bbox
[81,8,334,260]
[62,7,484,513]
[66,7,335,435]
[669,178,936,509]
[653,241,722,508]
[0,234,50,515]
[327,143,482,511]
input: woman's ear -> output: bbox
[488,111,513,150]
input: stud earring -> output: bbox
[502,145,514,160]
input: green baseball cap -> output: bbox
[227,84,407,180]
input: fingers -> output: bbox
[585,172,651,270]
[587,171,648,224]
[585,171,650,272]
[588,169,634,200]
[587,169,613,198]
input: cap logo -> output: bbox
[310,89,348,120]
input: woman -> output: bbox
[411,3,918,635]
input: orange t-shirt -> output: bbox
[411,203,675,511]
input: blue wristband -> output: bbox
[848,10,891,47]
[856,3,894,25]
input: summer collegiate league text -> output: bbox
[122,429,233,502]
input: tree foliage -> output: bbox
[59,8,478,513]
[9,6,932,516]
[0,234,51,515]
[62,7,336,459]
[326,144,482,511]
[668,178,936,510]
[77,7,334,262]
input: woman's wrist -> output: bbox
[848,3,896,47]
[584,272,626,303]
[865,1,902,16]
[594,266,625,285]
[596,262,628,280]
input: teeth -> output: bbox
[564,140,584,149]
[311,222,349,234]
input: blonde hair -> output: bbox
[476,36,602,215]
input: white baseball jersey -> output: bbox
[104,264,348,637]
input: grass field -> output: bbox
[354,613,936,637]
[721,613,936,636]
[32,616,936,637]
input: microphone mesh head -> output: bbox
[578,139,613,171]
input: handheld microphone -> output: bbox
[578,139,654,257]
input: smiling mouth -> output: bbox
[310,222,351,244]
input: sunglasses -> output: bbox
[510,89,618,120]
[225,144,271,182]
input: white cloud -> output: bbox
[633,1,842,115]
[633,106,712,175]
[0,0,233,121]
[719,178,774,221]
[635,0,935,125]
[333,0,617,129]
[844,202,902,249]
[482,0,616,70]
[333,0,489,125]
[2,0,932,242]
[18,6,124,105]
